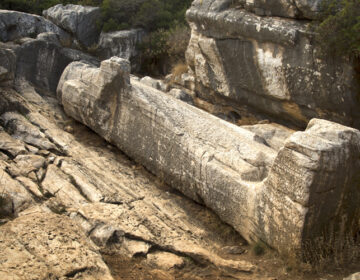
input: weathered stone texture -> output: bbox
[57,57,360,254]
[222,0,321,19]
[0,85,255,277]
[0,212,114,280]
[185,0,360,128]
[0,36,99,93]
[257,119,360,253]
[0,45,16,85]
[98,29,145,70]
[43,4,101,48]
[0,10,70,44]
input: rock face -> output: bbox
[15,37,99,92]
[98,29,145,70]
[185,0,360,128]
[57,57,360,256]
[0,45,16,85]
[0,10,70,44]
[0,34,99,92]
[43,4,101,48]
[235,0,321,19]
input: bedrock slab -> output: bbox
[0,85,255,277]
[57,57,360,256]
[0,212,113,280]
[185,0,360,129]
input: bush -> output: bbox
[138,24,190,76]
[1,0,193,76]
[97,0,192,32]
[252,241,266,256]
[315,0,360,59]
[0,0,73,14]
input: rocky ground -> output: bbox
[0,81,359,280]
[0,3,359,279]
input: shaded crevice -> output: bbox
[0,149,15,160]
[65,267,88,278]
[121,232,202,266]
[67,175,91,202]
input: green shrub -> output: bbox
[252,241,266,256]
[138,24,190,75]
[315,0,360,59]
[1,0,193,75]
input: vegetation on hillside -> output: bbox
[98,0,192,75]
[315,0,360,59]
[0,0,99,15]
[0,0,191,75]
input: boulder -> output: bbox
[43,4,101,48]
[57,57,360,256]
[0,163,34,217]
[147,251,185,270]
[15,37,99,92]
[344,273,360,280]
[168,88,194,105]
[0,10,70,44]
[139,76,163,90]
[185,0,360,129]
[98,29,145,71]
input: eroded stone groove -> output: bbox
[57,57,360,255]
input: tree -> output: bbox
[315,0,360,59]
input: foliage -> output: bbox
[1,0,193,75]
[252,242,266,256]
[315,0,360,59]
[98,0,192,32]
[138,24,190,75]
[0,0,75,15]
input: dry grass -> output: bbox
[274,232,360,277]
[86,43,99,56]
[169,62,188,85]
[302,233,360,273]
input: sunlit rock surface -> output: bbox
[57,57,360,255]
[43,4,101,48]
[185,0,360,128]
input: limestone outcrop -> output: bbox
[185,0,360,128]
[43,4,101,48]
[0,10,70,45]
[98,29,145,70]
[57,57,360,255]
[234,0,321,19]
[15,37,99,92]
[0,45,16,85]
[0,34,99,92]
